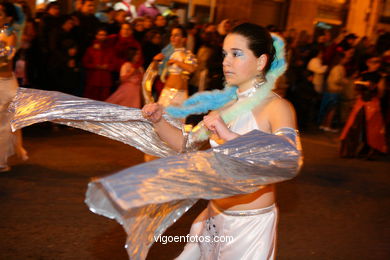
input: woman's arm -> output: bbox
[168,59,197,73]
[120,63,135,82]
[150,53,164,70]
[142,103,184,152]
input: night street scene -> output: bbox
[1,0,390,259]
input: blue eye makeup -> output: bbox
[222,50,227,58]
[222,49,244,58]
[232,50,244,57]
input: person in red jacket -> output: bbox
[108,22,142,71]
[82,28,115,101]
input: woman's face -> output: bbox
[143,18,153,29]
[96,30,107,42]
[154,15,166,27]
[151,33,162,45]
[170,28,185,48]
[222,33,261,90]
[115,11,127,23]
[62,19,75,32]
[134,21,144,32]
[120,24,133,38]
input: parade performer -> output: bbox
[0,1,27,172]
[143,25,197,107]
[340,54,388,157]
[9,23,302,259]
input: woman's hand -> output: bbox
[142,103,164,124]
[203,113,239,141]
[153,53,165,62]
[167,59,176,65]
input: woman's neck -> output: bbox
[237,81,255,93]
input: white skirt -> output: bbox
[176,202,278,260]
[158,87,188,107]
[0,76,18,164]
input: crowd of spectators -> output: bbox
[9,0,390,145]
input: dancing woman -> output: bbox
[142,23,298,259]
[147,25,197,107]
[0,1,27,172]
[10,23,301,259]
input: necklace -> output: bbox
[236,80,266,99]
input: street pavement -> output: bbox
[0,124,389,260]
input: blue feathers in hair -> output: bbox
[269,34,287,76]
[165,86,238,118]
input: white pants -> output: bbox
[175,202,278,260]
[0,76,18,165]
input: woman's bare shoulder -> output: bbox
[265,94,297,131]
[267,94,294,111]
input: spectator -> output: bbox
[83,28,115,100]
[106,47,144,108]
[137,0,160,18]
[319,53,350,132]
[57,40,82,96]
[340,54,388,157]
[114,0,137,21]
[307,49,328,94]
[153,14,168,46]
[142,29,162,69]
[72,0,101,56]
[132,17,145,42]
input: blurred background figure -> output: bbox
[318,53,351,132]
[0,1,28,172]
[340,54,388,158]
[137,0,160,18]
[114,0,137,22]
[83,28,114,101]
[106,47,144,108]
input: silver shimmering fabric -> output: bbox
[10,88,183,157]
[10,88,302,260]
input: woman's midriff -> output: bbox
[164,74,187,90]
[211,184,275,211]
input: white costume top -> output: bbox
[167,48,197,75]
[210,87,260,148]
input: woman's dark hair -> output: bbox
[144,29,161,42]
[0,1,19,25]
[45,1,59,12]
[170,25,187,38]
[127,47,138,62]
[231,23,275,72]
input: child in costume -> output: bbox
[106,47,144,108]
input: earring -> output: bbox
[253,71,265,88]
